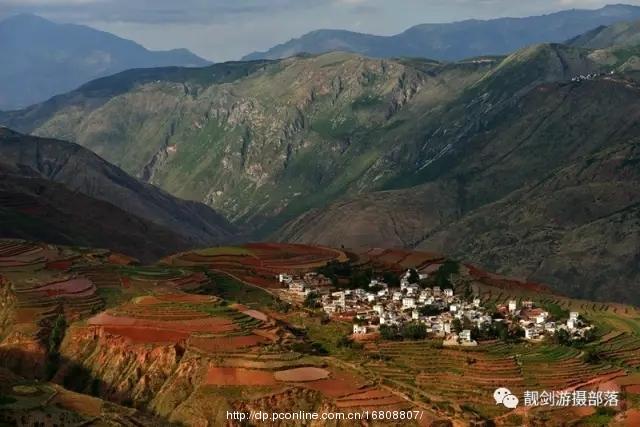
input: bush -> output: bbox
[380,324,402,341]
[419,304,444,316]
[401,322,427,340]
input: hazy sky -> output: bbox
[2,0,640,61]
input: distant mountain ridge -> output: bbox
[243,4,640,61]
[0,14,210,110]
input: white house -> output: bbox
[353,324,368,335]
[473,298,481,308]
[524,327,537,340]
[460,329,472,342]
[443,322,452,334]
[570,312,579,321]
[402,297,416,309]
[323,304,337,315]
[392,291,403,302]
[508,300,517,313]
[373,304,384,316]
[289,281,306,293]
[443,288,454,297]
[412,310,420,320]
[449,304,458,313]
[406,284,420,296]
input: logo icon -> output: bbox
[494,387,519,409]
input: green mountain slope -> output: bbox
[278,74,640,304]
[0,53,497,234]
[0,45,602,236]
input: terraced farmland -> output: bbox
[165,243,348,289]
[362,338,628,420]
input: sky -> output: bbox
[1,0,640,61]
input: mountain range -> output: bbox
[0,14,210,110]
[243,4,640,61]
[2,12,640,304]
[0,127,235,261]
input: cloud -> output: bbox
[0,0,327,24]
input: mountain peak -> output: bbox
[2,13,53,26]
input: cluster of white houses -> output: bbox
[278,270,592,345]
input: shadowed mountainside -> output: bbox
[0,128,237,259]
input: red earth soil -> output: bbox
[88,312,237,333]
[626,385,640,394]
[303,379,362,398]
[205,367,276,386]
[45,260,73,270]
[188,335,269,352]
[137,294,216,305]
[625,409,640,427]
[102,326,189,344]
[274,367,330,382]
[466,264,554,294]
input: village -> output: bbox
[277,268,594,346]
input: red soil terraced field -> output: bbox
[164,243,348,289]
[9,273,104,320]
[356,248,444,272]
[86,293,271,346]
[88,311,238,336]
[466,264,554,294]
[205,367,277,386]
[189,334,270,352]
[274,367,330,382]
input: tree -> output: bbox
[553,329,572,346]
[407,269,420,284]
[401,322,427,340]
[382,271,400,287]
[380,324,402,341]
[49,314,67,354]
[434,260,460,289]
[303,292,320,308]
[419,304,444,316]
[451,318,463,333]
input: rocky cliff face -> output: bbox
[52,325,353,425]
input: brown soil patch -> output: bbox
[189,335,268,352]
[625,385,640,394]
[52,388,103,417]
[303,379,361,398]
[103,326,189,344]
[274,367,330,382]
[88,312,237,334]
[205,367,276,386]
[625,409,640,427]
